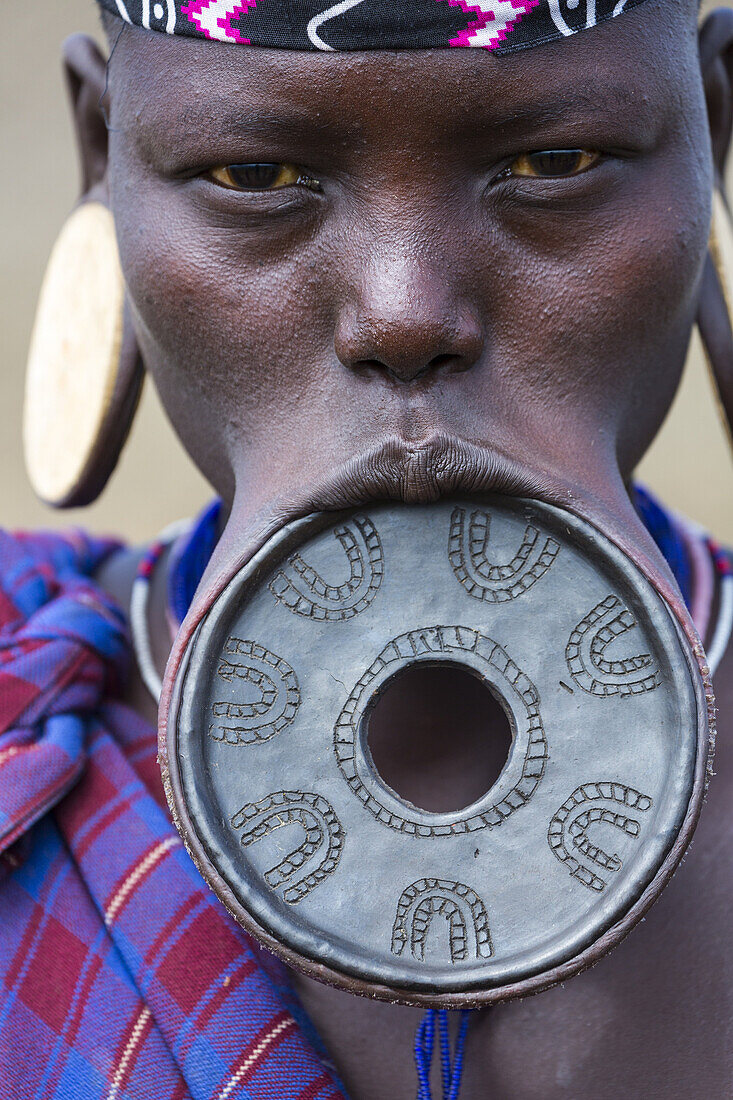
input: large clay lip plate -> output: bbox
[164,496,707,1006]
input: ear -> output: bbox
[699,9,733,186]
[63,34,110,201]
[24,32,146,509]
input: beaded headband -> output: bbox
[98,0,649,53]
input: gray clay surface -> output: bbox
[175,497,698,993]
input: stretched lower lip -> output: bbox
[211,434,553,598]
[213,434,553,604]
[307,433,548,509]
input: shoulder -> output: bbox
[1,525,120,575]
[94,542,174,725]
[93,543,146,610]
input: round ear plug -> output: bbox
[23,202,143,508]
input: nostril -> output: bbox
[335,294,484,383]
[349,352,472,383]
[429,354,453,369]
[416,353,474,379]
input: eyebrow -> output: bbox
[155,79,642,136]
[486,85,644,134]
[135,77,654,168]
[171,102,367,146]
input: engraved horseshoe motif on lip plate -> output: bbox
[166,497,707,1006]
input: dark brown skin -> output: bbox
[67,1,733,1094]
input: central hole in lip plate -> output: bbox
[366,663,513,814]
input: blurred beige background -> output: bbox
[2,0,733,544]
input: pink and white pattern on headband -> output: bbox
[443,0,539,48]
[98,0,653,52]
[181,0,258,42]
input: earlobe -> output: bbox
[22,33,144,509]
[696,11,733,448]
[699,9,733,183]
[697,191,733,455]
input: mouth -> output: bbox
[301,433,551,511]
[204,431,571,618]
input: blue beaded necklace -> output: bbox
[415,1009,473,1100]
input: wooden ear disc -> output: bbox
[23,202,143,508]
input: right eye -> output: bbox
[206,162,320,192]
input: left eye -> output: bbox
[207,162,320,192]
[504,149,601,179]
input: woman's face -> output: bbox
[104,0,710,522]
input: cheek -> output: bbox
[482,162,710,462]
[110,168,339,467]
[598,190,709,467]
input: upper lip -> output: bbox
[302,433,551,511]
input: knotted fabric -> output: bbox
[0,529,345,1099]
[0,530,127,855]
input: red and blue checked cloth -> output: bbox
[0,529,346,1100]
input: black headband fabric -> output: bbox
[98,0,649,53]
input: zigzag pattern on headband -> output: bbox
[98,0,649,53]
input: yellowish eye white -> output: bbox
[509,149,600,179]
[208,163,319,192]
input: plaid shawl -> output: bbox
[0,529,346,1100]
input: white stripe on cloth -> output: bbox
[216,1016,296,1100]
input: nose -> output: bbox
[334,247,484,383]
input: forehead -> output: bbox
[106,0,698,150]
